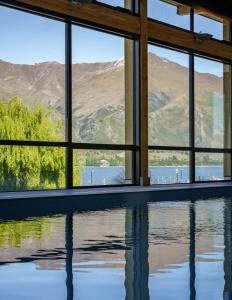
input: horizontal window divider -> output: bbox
[0,140,68,147]
[71,20,138,40]
[148,146,191,151]
[0,140,139,150]
[148,146,232,153]
[194,148,231,153]
[71,143,138,151]
[72,184,136,189]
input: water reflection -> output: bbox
[66,215,73,300]
[125,207,149,300]
[189,201,196,300]
[0,198,232,299]
[224,200,232,300]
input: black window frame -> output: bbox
[148,40,232,184]
[0,3,139,191]
[0,1,231,191]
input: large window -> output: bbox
[72,26,134,145]
[0,6,135,191]
[195,152,231,181]
[0,1,232,191]
[148,44,190,184]
[72,25,135,187]
[195,57,230,149]
[194,10,231,41]
[73,150,133,186]
[0,6,65,142]
[148,45,189,147]
[148,1,231,43]
[0,146,65,191]
[194,57,231,182]
[148,0,190,30]
[148,42,232,184]
[149,150,189,184]
[0,6,66,191]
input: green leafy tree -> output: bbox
[0,97,83,191]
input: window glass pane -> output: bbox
[148,45,189,147]
[195,57,231,149]
[73,149,133,186]
[194,10,230,41]
[72,26,133,145]
[148,0,190,30]
[98,0,132,10]
[97,0,131,9]
[195,153,231,181]
[149,150,189,184]
[0,146,65,191]
[0,6,65,142]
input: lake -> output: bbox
[81,166,228,185]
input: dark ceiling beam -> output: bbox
[177,0,232,21]
[2,0,140,36]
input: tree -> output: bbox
[0,97,83,191]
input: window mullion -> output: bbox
[65,19,73,189]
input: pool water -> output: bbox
[0,197,231,299]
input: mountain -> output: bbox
[0,54,224,146]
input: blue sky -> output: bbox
[149,45,223,77]
[0,3,224,76]
[0,5,123,64]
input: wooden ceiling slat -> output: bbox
[148,20,232,62]
[12,0,140,35]
[6,0,232,62]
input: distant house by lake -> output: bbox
[100,160,110,167]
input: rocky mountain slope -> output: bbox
[0,53,223,146]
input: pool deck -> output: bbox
[0,181,232,201]
[0,182,232,220]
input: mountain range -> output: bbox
[0,53,224,147]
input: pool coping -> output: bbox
[0,182,232,201]
[0,182,231,220]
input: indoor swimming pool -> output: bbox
[0,196,231,299]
